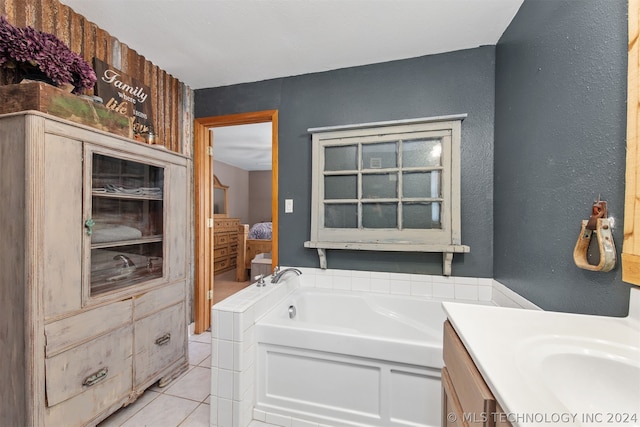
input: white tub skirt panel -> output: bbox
[256,344,442,427]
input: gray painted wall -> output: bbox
[494,0,632,315]
[196,0,634,315]
[196,47,496,277]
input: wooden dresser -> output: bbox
[214,218,240,274]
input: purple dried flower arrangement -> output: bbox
[0,15,97,93]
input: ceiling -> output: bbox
[59,0,524,171]
[211,122,273,171]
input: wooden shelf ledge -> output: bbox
[303,241,470,276]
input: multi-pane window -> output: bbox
[307,116,466,252]
[323,136,446,230]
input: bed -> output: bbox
[236,221,272,281]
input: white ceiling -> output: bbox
[211,122,273,171]
[59,0,523,90]
[59,0,524,171]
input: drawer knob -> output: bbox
[155,333,171,346]
[82,367,108,387]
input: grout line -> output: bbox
[175,399,201,427]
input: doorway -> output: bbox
[193,110,278,333]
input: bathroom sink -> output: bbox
[443,293,640,427]
[517,336,640,415]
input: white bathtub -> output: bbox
[255,288,451,427]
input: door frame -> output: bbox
[193,110,279,333]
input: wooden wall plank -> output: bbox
[111,39,122,73]
[171,80,177,152]
[176,80,182,152]
[624,0,640,285]
[1,3,19,85]
[127,46,139,82]
[82,21,96,95]
[156,68,166,148]
[40,0,56,34]
[53,4,69,45]
[164,71,171,151]
[182,85,193,157]
[150,64,159,139]
[25,0,42,26]
[0,0,9,16]
[119,42,129,75]
[94,27,109,64]
[35,0,44,26]
[138,51,147,83]
[81,19,96,64]
[170,77,179,152]
[69,11,83,59]
[12,0,27,26]
[142,57,152,89]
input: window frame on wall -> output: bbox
[305,115,470,275]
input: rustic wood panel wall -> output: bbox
[623,0,640,286]
[0,0,193,156]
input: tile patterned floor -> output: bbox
[98,331,213,427]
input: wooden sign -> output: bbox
[93,58,153,139]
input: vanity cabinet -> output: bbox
[442,320,512,427]
[214,218,240,274]
[0,112,189,426]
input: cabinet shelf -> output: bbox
[91,270,163,295]
[94,173,153,178]
[91,235,163,249]
[92,191,163,201]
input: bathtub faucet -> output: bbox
[270,268,302,284]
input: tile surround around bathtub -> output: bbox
[210,266,538,427]
[297,267,495,302]
[491,279,542,310]
[211,275,300,427]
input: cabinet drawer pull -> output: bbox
[82,367,108,387]
[155,333,171,346]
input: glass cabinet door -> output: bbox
[87,152,164,296]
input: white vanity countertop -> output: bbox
[442,289,640,427]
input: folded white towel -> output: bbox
[92,224,143,243]
[104,184,162,197]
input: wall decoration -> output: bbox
[0,82,130,137]
[0,1,191,154]
[0,16,97,93]
[93,58,154,140]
